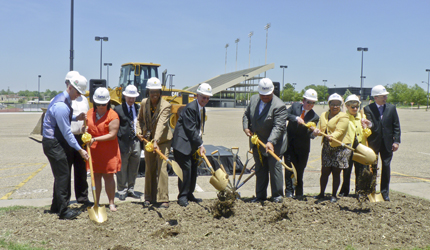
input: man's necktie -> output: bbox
[129,106,135,138]
[300,110,306,119]
[200,109,204,136]
[378,105,384,119]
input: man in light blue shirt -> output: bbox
[42,73,89,220]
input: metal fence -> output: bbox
[0,103,50,112]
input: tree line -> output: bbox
[0,89,60,103]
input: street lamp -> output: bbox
[235,38,240,71]
[243,74,249,104]
[95,36,108,79]
[357,47,368,101]
[264,23,271,65]
[104,63,112,86]
[225,43,229,73]
[323,80,327,108]
[280,65,288,91]
[248,31,253,68]
[38,75,41,104]
[426,69,430,111]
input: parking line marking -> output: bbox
[0,172,36,179]
[392,171,430,182]
[0,163,47,200]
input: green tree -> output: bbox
[343,89,353,100]
[281,83,298,102]
[304,84,327,102]
[410,84,426,107]
[387,82,409,104]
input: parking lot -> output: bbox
[1,105,430,207]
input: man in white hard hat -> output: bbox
[114,85,141,201]
[172,82,212,207]
[243,78,288,203]
[363,85,401,201]
[67,71,90,206]
[283,88,319,200]
[42,73,89,220]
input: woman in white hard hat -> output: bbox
[136,77,173,208]
[312,93,352,203]
[86,87,121,211]
[339,95,372,198]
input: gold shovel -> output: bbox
[200,153,229,192]
[140,137,183,181]
[82,132,107,223]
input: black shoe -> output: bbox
[81,200,94,208]
[188,196,202,203]
[338,192,348,197]
[382,194,390,201]
[314,194,325,200]
[296,195,307,201]
[143,200,151,207]
[178,199,189,207]
[128,192,141,199]
[249,197,265,203]
[59,209,81,220]
[285,191,293,198]
[330,196,338,203]
[271,196,283,203]
[118,194,126,201]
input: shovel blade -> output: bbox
[87,205,107,223]
[168,160,183,181]
[209,169,229,191]
[368,192,385,203]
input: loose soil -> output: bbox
[1,192,430,249]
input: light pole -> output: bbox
[38,75,41,104]
[104,63,112,86]
[357,47,368,101]
[235,38,240,71]
[280,65,287,91]
[323,80,327,108]
[426,69,430,111]
[95,36,108,79]
[248,31,253,68]
[264,23,271,65]
[225,43,229,73]
[70,0,74,70]
[243,74,249,104]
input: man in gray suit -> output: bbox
[243,78,288,203]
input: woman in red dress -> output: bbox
[86,87,121,211]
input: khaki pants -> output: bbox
[144,141,171,203]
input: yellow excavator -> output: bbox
[30,62,195,141]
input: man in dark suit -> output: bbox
[114,85,141,200]
[172,83,212,207]
[284,89,319,200]
[364,85,401,201]
[243,78,288,203]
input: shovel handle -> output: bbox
[236,150,253,187]
[307,125,355,151]
[236,171,256,190]
[211,150,219,155]
[202,154,215,174]
[86,145,99,207]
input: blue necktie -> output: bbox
[378,105,384,118]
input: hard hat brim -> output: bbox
[93,98,110,104]
[71,84,85,95]
[197,90,213,96]
[122,91,139,97]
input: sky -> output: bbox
[1,0,430,93]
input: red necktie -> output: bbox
[300,110,305,119]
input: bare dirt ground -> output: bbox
[1,192,430,250]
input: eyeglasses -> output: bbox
[329,103,341,107]
[95,103,107,107]
[306,101,315,105]
[200,96,210,100]
[350,106,359,109]
[149,91,160,95]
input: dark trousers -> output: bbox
[174,150,199,202]
[72,135,89,203]
[253,146,283,199]
[42,137,73,215]
[284,144,309,197]
[340,160,365,196]
[373,141,393,196]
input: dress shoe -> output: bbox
[178,199,189,207]
[188,196,202,203]
[128,192,141,199]
[330,196,338,203]
[143,200,151,207]
[59,209,81,220]
[249,197,265,203]
[160,202,169,209]
[295,195,307,201]
[285,191,293,198]
[271,196,283,203]
[118,194,127,201]
[338,192,348,197]
[314,194,325,200]
[382,194,390,202]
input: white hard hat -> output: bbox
[328,93,343,103]
[146,77,162,89]
[371,85,389,96]
[65,71,80,82]
[303,89,318,101]
[123,85,139,97]
[197,83,213,96]
[69,75,87,94]
[258,78,274,95]
[345,94,361,104]
[93,87,110,104]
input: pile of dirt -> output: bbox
[1,192,430,249]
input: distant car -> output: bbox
[284,102,291,105]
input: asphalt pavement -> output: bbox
[1,105,430,208]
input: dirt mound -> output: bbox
[1,192,430,249]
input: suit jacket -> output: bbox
[286,102,319,152]
[172,100,205,155]
[242,94,288,156]
[364,103,401,153]
[317,111,351,147]
[114,102,140,154]
[136,98,173,144]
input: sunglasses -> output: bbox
[96,103,107,107]
[350,106,359,109]
[329,103,341,107]
[306,101,315,105]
